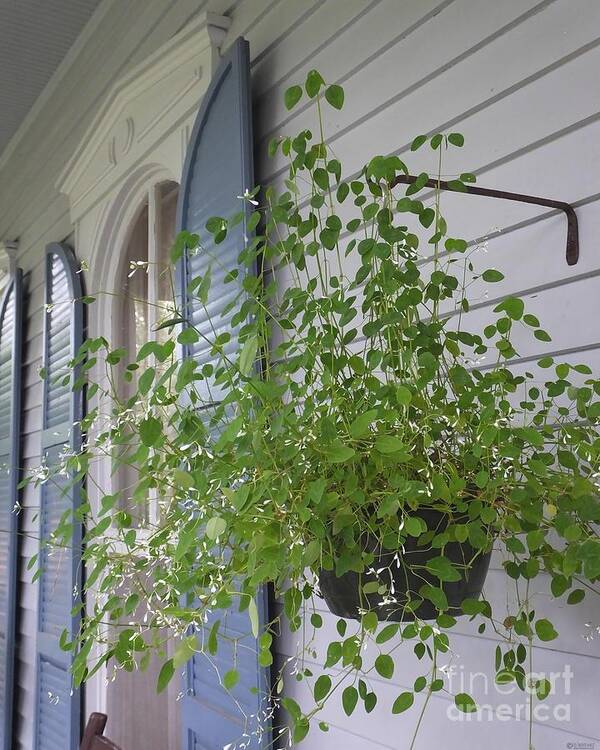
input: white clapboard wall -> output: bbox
[0,1,598,749]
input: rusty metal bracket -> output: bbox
[390,175,579,265]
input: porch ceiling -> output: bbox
[0,0,102,160]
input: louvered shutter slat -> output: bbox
[0,271,23,750]
[34,244,84,750]
[176,37,271,750]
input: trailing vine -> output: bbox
[33,70,600,748]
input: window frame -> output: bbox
[115,179,179,530]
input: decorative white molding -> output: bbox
[0,239,19,275]
[57,11,230,222]
[108,116,135,165]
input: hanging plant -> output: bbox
[34,69,600,748]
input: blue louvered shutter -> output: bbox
[176,37,271,750]
[34,244,84,750]
[0,270,23,750]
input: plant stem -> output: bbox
[526,581,534,750]
[409,643,437,750]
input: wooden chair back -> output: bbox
[80,712,122,750]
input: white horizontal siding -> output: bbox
[239,0,600,747]
[0,0,598,748]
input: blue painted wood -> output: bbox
[0,269,23,750]
[176,37,271,750]
[34,244,84,750]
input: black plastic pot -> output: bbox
[318,508,491,622]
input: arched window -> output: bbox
[117,180,179,527]
[106,180,181,750]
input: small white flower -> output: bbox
[238,189,259,206]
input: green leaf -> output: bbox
[536,678,551,700]
[534,329,552,342]
[376,624,400,645]
[392,691,414,714]
[173,469,194,490]
[455,693,477,713]
[284,85,303,110]
[314,675,332,702]
[550,576,569,598]
[474,470,489,489]
[106,347,126,365]
[305,69,325,98]
[395,385,412,406]
[247,211,261,233]
[523,313,540,327]
[410,135,427,151]
[420,584,448,611]
[173,636,197,668]
[482,269,504,282]
[208,620,219,655]
[311,613,323,629]
[494,296,524,320]
[362,611,378,632]
[205,516,226,540]
[324,642,342,667]
[223,669,239,690]
[157,659,174,693]
[535,619,558,642]
[292,718,310,743]
[314,168,329,191]
[178,327,199,345]
[362,582,380,594]
[425,556,462,582]
[567,589,585,605]
[176,359,197,391]
[419,207,435,228]
[448,132,465,147]
[337,182,350,202]
[137,340,174,362]
[526,530,545,551]
[349,409,378,439]
[563,524,581,542]
[325,84,344,110]
[239,335,259,376]
[214,415,243,450]
[342,686,358,716]
[138,367,155,395]
[374,435,406,454]
[323,440,355,463]
[248,597,259,638]
[282,696,302,721]
[195,266,212,302]
[139,416,162,447]
[454,524,469,543]
[375,654,394,679]
[404,516,424,537]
